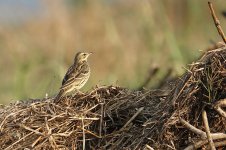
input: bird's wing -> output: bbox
[60,64,89,90]
[62,65,73,85]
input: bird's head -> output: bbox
[74,52,92,63]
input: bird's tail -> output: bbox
[54,90,65,103]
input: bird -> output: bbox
[54,52,92,103]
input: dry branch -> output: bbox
[119,107,144,132]
[180,118,206,138]
[202,110,216,150]
[208,1,226,44]
[214,99,226,118]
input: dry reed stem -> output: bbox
[202,110,216,150]
[145,144,154,150]
[119,107,144,132]
[181,117,226,150]
[99,102,104,138]
[208,1,226,44]
[214,99,226,118]
[184,134,226,150]
[180,118,206,138]
[5,132,34,150]
[82,116,85,150]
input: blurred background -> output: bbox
[0,0,226,104]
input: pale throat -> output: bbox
[74,59,88,67]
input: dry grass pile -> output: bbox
[155,46,226,149]
[0,47,226,150]
[0,86,166,150]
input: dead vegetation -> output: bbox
[0,46,226,149]
[1,2,226,150]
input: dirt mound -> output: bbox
[0,47,226,149]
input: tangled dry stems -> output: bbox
[0,47,226,149]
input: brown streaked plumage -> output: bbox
[54,52,92,103]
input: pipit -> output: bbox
[54,52,92,103]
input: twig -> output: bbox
[202,110,216,150]
[81,116,85,150]
[217,98,226,106]
[69,117,99,120]
[84,104,99,113]
[32,136,43,147]
[180,118,226,136]
[145,144,154,150]
[214,98,226,118]
[52,131,73,137]
[45,117,57,149]
[34,138,49,149]
[208,1,226,44]
[184,134,226,150]
[214,106,226,118]
[0,109,28,132]
[119,107,144,131]
[99,102,104,138]
[47,113,67,121]
[181,117,226,150]
[207,45,226,53]
[180,118,206,138]
[5,132,34,150]
[77,126,100,138]
[20,124,44,136]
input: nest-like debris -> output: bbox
[1,47,226,150]
[0,86,166,150]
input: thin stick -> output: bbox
[214,98,226,118]
[120,107,144,131]
[32,136,43,147]
[84,104,99,113]
[208,1,226,44]
[145,144,154,150]
[99,102,104,138]
[45,117,57,149]
[69,117,99,120]
[180,118,206,138]
[77,126,100,138]
[214,106,226,118]
[0,109,28,131]
[5,132,34,150]
[180,118,226,137]
[20,124,44,136]
[184,135,226,150]
[202,110,216,150]
[81,116,85,150]
[216,98,226,107]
